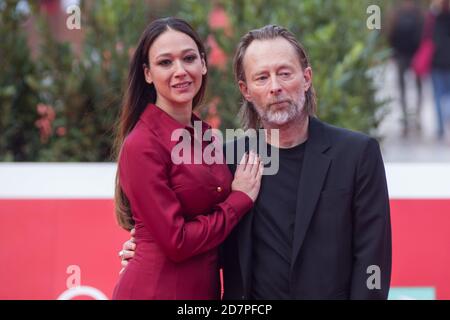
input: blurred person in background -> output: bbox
[112,17,262,300]
[388,0,424,137]
[429,0,450,140]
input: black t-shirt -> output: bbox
[250,141,306,300]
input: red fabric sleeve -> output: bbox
[119,136,254,263]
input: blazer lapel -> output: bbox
[235,134,257,297]
[291,117,331,271]
[237,209,254,296]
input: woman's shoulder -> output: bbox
[122,120,160,153]
[119,123,170,170]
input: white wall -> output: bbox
[0,162,449,199]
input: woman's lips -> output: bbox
[172,81,192,89]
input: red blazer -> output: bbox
[112,104,253,300]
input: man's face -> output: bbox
[239,37,312,126]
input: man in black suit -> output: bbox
[221,24,391,300]
[120,24,392,300]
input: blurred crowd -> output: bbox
[388,0,450,140]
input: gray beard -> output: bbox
[256,92,306,126]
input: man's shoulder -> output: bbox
[315,117,376,146]
[311,117,381,161]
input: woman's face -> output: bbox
[145,29,207,110]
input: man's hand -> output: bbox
[119,228,136,274]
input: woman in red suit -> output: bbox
[112,17,263,300]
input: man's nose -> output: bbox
[173,60,187,78]
[269,75,282,95]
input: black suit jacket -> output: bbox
[221,117,392,300]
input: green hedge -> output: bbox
[0,0,389,161]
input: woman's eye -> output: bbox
[158,59,172,66]
[184,55,197,63]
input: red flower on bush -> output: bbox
[35,103,56,143]
[208,5,232,36]
[56,127,67,137]
[207,35,227,70]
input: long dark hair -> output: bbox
[114,17,208,230]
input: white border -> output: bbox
[385,163,450,199]
[0,163,116,199]
[0,162,449,199]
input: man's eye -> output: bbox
[184,55,197,63]
[158,59,172,66]
[279,72,291,77]
[256,76,268,81]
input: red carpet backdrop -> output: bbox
[0,163,449,300]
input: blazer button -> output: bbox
[216,186,222,193]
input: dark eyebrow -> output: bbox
[277,64,295,70]
[253,71,268,77]
[155,48,197,59]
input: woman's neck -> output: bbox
[155,98,193,127]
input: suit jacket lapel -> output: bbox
[237,208,254,296]
[291,117,331,271]
[234,134,255,297]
